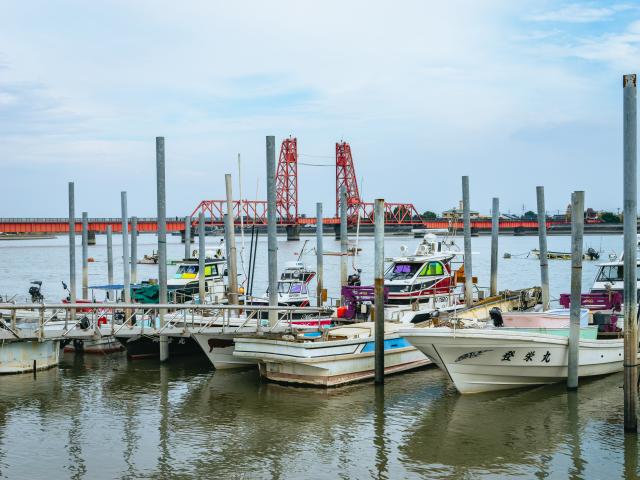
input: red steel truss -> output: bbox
[335,141,422,224]
[275,137,298,223]
[192,138,423,226]
[335,141,360,218]
[190,199,269,225]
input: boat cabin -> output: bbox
[384,234,458,305]
[168,257,227,302]
[590,259,640,297]
[253,262,315,309]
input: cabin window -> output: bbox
[385,263,421,280]
[596,266,624,282]
[176,265,198,279]
[204,265,218,277]
[290,283,307,294]
[420,262,444,276]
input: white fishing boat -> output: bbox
[0,340,60,374]
[400,323,628,394]
[191,315,334,369]
[168,251,227,303]
[247,261,315,313]
[63,336,123,354]
[233,322,430,386]
[229,288,541,384]
[384,233,469,307]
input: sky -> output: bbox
[0,0,639,218]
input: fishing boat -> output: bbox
[400,309,627,394]
[589,254,640,296]
[233,322,430,386]
[138,251,159,265]
[247,261,315,315]
[0,340,60,374]
[530,248,600,261]
[229,288,540,385]
[168,252,227,303]
[383,233,467,306]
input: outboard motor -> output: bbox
[29,281,44,303]
[586,247,600,261]
[347,269,362,287]
[79,316,90,330]
[489,307,503,328]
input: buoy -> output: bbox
[88,257,95,262]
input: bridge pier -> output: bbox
[88,231,96,245]
[180,228,194,244]
[286,225,300,241]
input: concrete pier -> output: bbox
[286,225,300,241]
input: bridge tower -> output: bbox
[275,137,300,240]
[335,141,361,219]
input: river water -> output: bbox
[0,234,638,479]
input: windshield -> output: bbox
[596,265,640,282]
[273,282,307,294]
[175,265,198,279]
[385,263,422,281]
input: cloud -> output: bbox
[527,3,635,23]
[0,0,638,216]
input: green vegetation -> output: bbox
[599,211,621,223]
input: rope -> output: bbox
[298,162,334,167]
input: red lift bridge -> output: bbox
[191,138,422,226]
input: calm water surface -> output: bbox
[0,234,638,479]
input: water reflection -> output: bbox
[0,354,637,478]
[624,432,639,479]
[567,391,584,480]
[401,374,634,478]
[373,385,388,480]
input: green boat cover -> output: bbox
[131,284,160,304]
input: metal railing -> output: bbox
[0,303,333,341]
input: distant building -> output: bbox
[442,201,480,219]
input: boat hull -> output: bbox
[63,337,124,354]
[191,333,258,369]
[401,328,626,394]
[234,334,430,387]
[0,340,60,374]
[115,334,202,359]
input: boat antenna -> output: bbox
[352,176,363,272]
[238,153,247,285]
[297,239,309,262]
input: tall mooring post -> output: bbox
[374,198,385,385]
[156,136,169,362]
[623,73,638,432]
[198,211,206,303]
[462,176,473,307]
[568,191,584,390]
[184,216,191,259]
[266,135,278,327]
[67,182,76,326]
[536,186,550,310]
[81,211,89,300]
[340,185,348,289]
[131,216,138,284]
[121,192,131,306]
[225,174,239,306]
[490,198,499,297]
[316,202,324,307]
[106,225,114,300]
